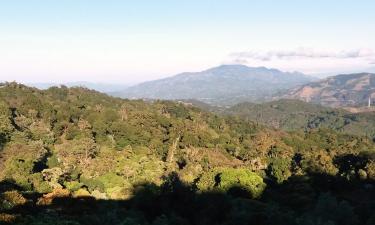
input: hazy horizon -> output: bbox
[3,64,375,87]
[1,1,375,83]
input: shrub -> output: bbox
[267,158,292,184]
[80,177,105,192]
[197,168,266,198]
[0,191,26,210]
[64,181,83,192]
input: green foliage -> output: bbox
[0,101,14,149]
[0,83,374,225]
[64,181,83,192]
[96,173,128,190]
[197,168,266,198]
[80,177,105,192]
[1,142,48,190]
[30,173,53,193]
[0,190,26,209]
[164,102,191,118]
[65,125,81,140]
[219,168,266,198]
[267,158,292,184]
[46,153,59,168]
[225,99,375,140]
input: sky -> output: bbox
[0,0,375,84]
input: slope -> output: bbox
[114,65,316,106]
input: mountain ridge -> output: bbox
[280,72,375,108]
[113,65,316,106]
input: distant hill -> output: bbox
[225,99,375,139]
[280,73,375,108]
[27,81,129,93]
[114,65,316,106]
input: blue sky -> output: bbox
[1,0,375,83]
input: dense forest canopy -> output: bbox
[0,82,374,225]
[224,99,375,140]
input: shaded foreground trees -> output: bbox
[0,171,375,225]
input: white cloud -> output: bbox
[232,58,249,64]
[226,48,375,77]
[230,48,375,62]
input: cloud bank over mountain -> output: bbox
[230,48,375,61]
[227,48,375,77]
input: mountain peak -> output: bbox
[114,65,314,106]
[213,64,251,69]
[204,64,252,73]
[207,64,278,72]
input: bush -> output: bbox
[30,173,53,193]
[64,181,83,192]
[267,158,292,184]
[80,177,105,192]
[0,191,26,210]
[197,168,266,198]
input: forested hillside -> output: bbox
[0,83,374,225]
[225,99,375,140]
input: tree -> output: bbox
[267,158,292,184]
[0,101,13,149]
[56,138,98,169]
[197,168,266,199]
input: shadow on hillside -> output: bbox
[0,134,6,152]
[0,171,374,225]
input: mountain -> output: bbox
[224,99,375,140]
[27,81,130,93]
[280,73,375,108]
[114,65,316,106]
